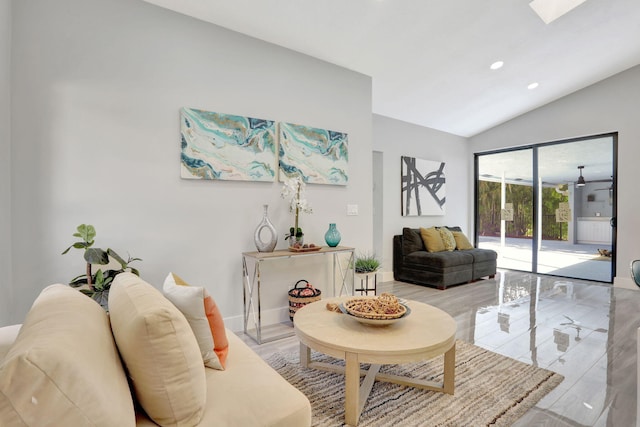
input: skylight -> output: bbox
[529,0,588,24]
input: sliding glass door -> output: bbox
[477,149,534,272]
[475,134,616,283]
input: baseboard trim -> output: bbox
[614,276,638,290]
[226,272,396,333]
[225,306,290,334]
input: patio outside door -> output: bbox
[475,134,616,283]
[476,149,534,273]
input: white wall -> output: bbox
[469,64,640,289]
[576,182,613,219]
[7,0,373,328]
[0,0,11,325]
[372,114,470,274]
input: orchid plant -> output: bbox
[280,175,313,243]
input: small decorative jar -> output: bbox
[324,223,341,247]
[254,205,277,252]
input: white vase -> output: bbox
[254,205,277,252]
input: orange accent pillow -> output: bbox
[203,292,229,368]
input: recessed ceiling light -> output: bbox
[490,61,504,70]
[529,0,588,24]
[528,82,539,90]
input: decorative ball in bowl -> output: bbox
[339,293,410,326]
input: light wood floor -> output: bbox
[239,270,639,426]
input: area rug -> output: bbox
[266,340,563,427]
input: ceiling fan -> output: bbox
[575,166,586,187]
[574,166,613,187]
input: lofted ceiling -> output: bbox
[142,0,640,138]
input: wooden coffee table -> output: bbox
[293,296,457,426]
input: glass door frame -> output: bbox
[473,132,618,282]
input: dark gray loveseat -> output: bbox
[393,227,497,290]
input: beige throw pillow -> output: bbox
[420,227,446,252]
[0,285,135,427]
[439,227,456,251]
[109,273,206,427]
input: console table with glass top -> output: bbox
[242,246,355,344]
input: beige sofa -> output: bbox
[0,275,311,426]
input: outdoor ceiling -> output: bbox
[477,136,614,186]
[142,0,640,138]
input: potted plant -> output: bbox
[281,175,313,247]
[354,253,381,295]
[62,224,141,310]
[355,253,381,274]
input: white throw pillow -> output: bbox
[163,272,224,370]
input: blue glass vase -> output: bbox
[324,223,341,247]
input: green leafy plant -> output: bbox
[62,224,141,309]
[354,252,381,274]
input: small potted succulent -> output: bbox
[355,253,381,274]
[62,224,141,310]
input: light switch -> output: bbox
[347,204,359,216]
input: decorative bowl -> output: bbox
[288,246,322,252]
[339,303,411,326]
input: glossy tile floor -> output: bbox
[241,270,639,427]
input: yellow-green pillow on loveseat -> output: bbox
[438,227,456,251]
[420,227,446,252]
[452,231,474,250]
[0,285,135,427]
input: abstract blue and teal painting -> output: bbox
[279,122,348,186]
[180,108,276,181]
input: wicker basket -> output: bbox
[288,279,321,321]
[344,297,407,320]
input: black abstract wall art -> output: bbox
[401,156,446,216]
